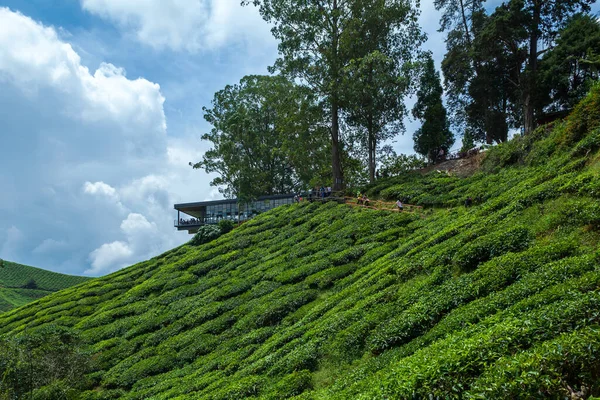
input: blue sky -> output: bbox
[0,1,597,276]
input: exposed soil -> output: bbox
[419,152,486,178]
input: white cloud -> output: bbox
[84,181,118,199]
[0,8,215,276]
[79,0,273,52]
[86,212,161,275]
[87,241,133,275]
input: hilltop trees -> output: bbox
[538,14,600,111]
[413,55,454,163]
[514,0,595,134]
[191,0,600,190]
[341,1,424,183]
[192,75,329,199]
[438,0,596,145]
[242,0,422,189]
[436,0,485,132]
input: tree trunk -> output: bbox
[331,101,344,191]
[331,0,344,192]
[368,117,375,183]
[524,0,541,135]
[459,0,472,46]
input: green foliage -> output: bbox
[378,151,427,178]
[192,75,329,198]
[0,325,91,399]
[243,0,423,190]
[218,219,235,234]
[440,0,595,141]
[413,53,454,162]
[539,14,600,111]
[452,226,532,272]
[189,225,221,246]
[22,278,38,290]
[0,96,599,398]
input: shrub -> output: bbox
[189,225,221,246]
[218,219,235,234]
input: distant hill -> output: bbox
[0,86,600,398]
[0,260,90,312]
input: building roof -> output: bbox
[174,193,296,211]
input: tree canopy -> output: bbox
[243,0,422,189]
[413,54,454,163]
[190,0,600,191]
[191,75,329,199]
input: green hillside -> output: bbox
[0,261,91,312]
[1,88,600,399]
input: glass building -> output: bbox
[174,194,296,234]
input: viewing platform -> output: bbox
[174,194,297,234]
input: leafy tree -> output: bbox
[538,14,600,111]
[378,147,426,177]
[22,278,38,290]
[191,75,328,199]
[0,326,90,399]
[340,1,423,183]
[243,0,421,190]
[516,0,594,134]
[440,0,594,142]
[465,8,524,144]
[436,0,486,131]
[412,54,454,163]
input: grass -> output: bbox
[0,261,90,312]
[1,85,600,399]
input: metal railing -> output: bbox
[174,214,256,228]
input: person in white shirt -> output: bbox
[396,200,403,211]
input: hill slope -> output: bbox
[0,261,91,312]
[1,87,600,399]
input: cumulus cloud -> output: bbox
[0,7,214,276]
[84,181,118,199]
[79,0,273,52]
[87,241,133,275]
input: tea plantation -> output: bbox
[0,261,91,312]
[1,87,600,398]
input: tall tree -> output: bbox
[342,52,409,183]
[465,6,526,144]
[517,0,594,134]
[413,54,454,163]
[341,0,424,183]
[538,14,600,112]
[440,0,594,142]
[436,0,486,131]
[191,75,329,199]
[243,0,421,190]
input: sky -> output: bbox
[0,1,597,277]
